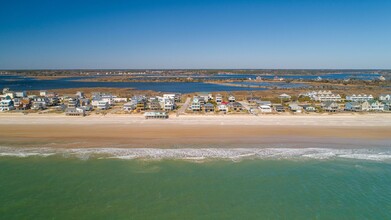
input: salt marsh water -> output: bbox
[1,147,391,219]
[0,75,268,93]
[0,72,380,92]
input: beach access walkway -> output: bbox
[177,97,191,116]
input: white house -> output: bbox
[198,92,212,102]
[3,92,15,99]
[279,93,291,100]
[218,103,229,112]
[97,100,110,110]
[123,102,135,112]
[39,90,48,97]
[300,105,316,112]
[346,94,374,102]
[0,99,15,111]
[362,100,384,111]
[309,90,342,102]
[32,97,49,109]
[379,94,391,101]
[215,94,223,104]
[163,93,181,102]
[163,99,175,111]
[191,97,201,111]
[259,105,272,113]
[65,107,85,116]
[321,101,339,112]
[228,95,236,103]
[15,91,27,98]
[113,97,128,103]
[163,94,175,100]
[92,93,115,105]
[289,103,303,113]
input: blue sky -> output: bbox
[1,0,390,69]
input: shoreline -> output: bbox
[0,115,390,149]
[1,113,391,125]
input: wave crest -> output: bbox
[1,147,391,162]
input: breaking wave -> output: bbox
[1,147,391,162]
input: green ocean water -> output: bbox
[1,157,391,219]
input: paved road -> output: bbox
[177,97,191,116]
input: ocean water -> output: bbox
[1,147,391,219]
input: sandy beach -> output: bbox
[0,114,390,148]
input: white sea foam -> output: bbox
[0,146,391,162]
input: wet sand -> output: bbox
[0,114,390,148]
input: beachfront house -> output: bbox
[204,103,215,112]
[382,101,391,111]
[48,96,59,106]
[274,104,285,112]
[228,95,236,103]
[144,111,169,119]
[149,98,162,110]
[65,107,85,116]
[66,97,80,108]
[15,99,31,110]
[31,102,45,110]
[191,97,201,111]
[288,103,303,113]
[163,99,175,111]
[32,97,49,110]
[0,99,15,111]
[92,93,115,106]
[229,102,243,111]
[300,105,316,112]
[259,105,272,113]
[215,94,223,104]
[132,96,147,111]
[123,102,136,112]
[81,105,93,111]
[137,99,148,110]
[379,94,391,101]
[198,97,206,106]
[321,101,339,112]
[79,98,91,107]
[97,100,110,110]
[346,94,374,102]
[344,102,362,112]
[12,98,21,109]
[361,100,384,111]
[218,103,229,112]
